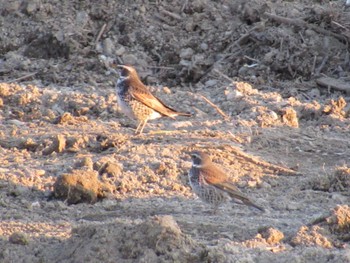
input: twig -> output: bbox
[264,12,348,43]
[311,55,317,75]
[6,72,38,83]
[227,145,302,176]
[160,8,182,21]
[197,93,230,120]
[146,66,175,70]
[331,20,347,30]
[213,68,235,83]
[314,54,329,76]
[316,77,350,93]
[95,23,107,45]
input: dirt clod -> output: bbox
[291,226,333,248]
[259,227,284,245]
[53,170,104,204]
[42,134,66,155]
[327,205,350,235]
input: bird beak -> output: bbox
[110,63,124,69]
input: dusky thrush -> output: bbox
[189,151,265,213]
[115,65,191,134]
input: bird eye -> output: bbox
[191,154,199,159]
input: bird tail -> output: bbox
[173,111,192,117]
[217,182,265,212]
[240,198,265,212]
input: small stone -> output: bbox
[122,54,138,65]
[226,89,243,100]
[115,46,126,56]
[268,110,279,121]
[309,88,321,98]
[179,48,194,59]
[103,38,115,56]
[200,43,208,50]
[26,0,39,14]
[75,11,89,28]
[204,79,217,87]
[163,87,171,94]
[9,232,29,245]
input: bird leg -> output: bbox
[135,120,148,134]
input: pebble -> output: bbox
[225,89,243,100]
[179,48,194,59]
[204,79,217,87]
[103,38,115,56]
[122,54,138,65]
[200,43,208,50]
[308,88,320,98]
[115,46,126,56]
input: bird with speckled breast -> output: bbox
[115,65,191,134]
[188,151,265,213]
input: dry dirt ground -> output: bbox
[1,0,350,262]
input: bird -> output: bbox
[115,65,191,134]
[188,151,265,213]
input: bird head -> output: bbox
[117,65,136,78]
[190,151,211,168]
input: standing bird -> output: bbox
[188,151,265,213]
[115,65,191,134]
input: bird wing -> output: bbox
[202,164,265,212]
[130,84,180,118]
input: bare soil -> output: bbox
[1,0,350,262]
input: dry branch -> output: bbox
[197,94,230,120]
[264,12,348,43]
[316,77,350,93]
[159,8,182,21]
[228,145,302,176]
[6,72,38,83]
[95,23,107,45]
